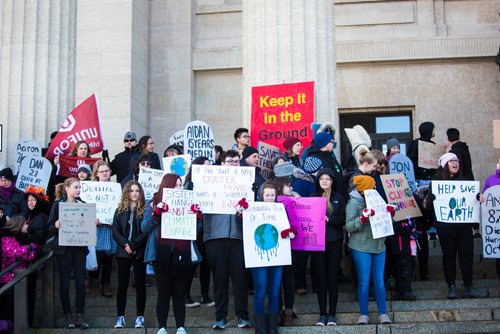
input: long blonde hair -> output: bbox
[118,181,145,217]
[55,178,80,201]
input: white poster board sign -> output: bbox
[184,120,216,164]
[364,189,394,239]
[257,141,280,180]
[138,167,166,201]
[481,185,500,258]
[162,154,191,183]
[243,202,291,268]
[58,202,96,246]
[161,188,197,240]
[169,130,184,146]
[80,181,122,225]
[432,181,480,223]
[192,165,255,214]
[15,139,42,175]
[15,156,52,191]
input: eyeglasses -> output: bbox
[147,142,154,146]
[139,161,151,166]
[124,139,135,143]
[98,169,110,173]
[224,159,240,164]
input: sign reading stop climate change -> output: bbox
[251,81,314,150]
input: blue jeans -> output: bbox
[351,249,387,315]
[251,266,283,314]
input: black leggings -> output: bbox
[116,256,146,316]
[154,263,188,329]
[56,247,87,314]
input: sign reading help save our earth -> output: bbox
[15,156,52,192]
[242,202,291,268]
[184,120,216,164]
[431,181,480,223]
[481,185,500,258]
[192,165,255,214]
[161,189,197,241]
[364,189,394,239]
[79,181,122,225]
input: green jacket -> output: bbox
[344,190,386,254]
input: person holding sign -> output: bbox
[0,168,28,218]
[112,181,149,329]
[483,158,500,286]
[142,174,192,334]
[427,153,486,299]
[345,175,391,325]
[48,178,94,329]
[407,121,437,185]
[121,154,152,188]
[310,169,345,327]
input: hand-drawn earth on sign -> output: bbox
[169,156,189,177]
[254,224,279,261]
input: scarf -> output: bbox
[0,183,15,201]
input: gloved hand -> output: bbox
[101,149,109,160]
[236,198,249,217]
[386,205,396,217]
[360,208,375,224]
[280,227,297,239]
[154,202,169,216]
[191,204,202,219]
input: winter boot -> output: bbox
[268,313,279,334]
[464,285,487,298]
[447,283,457,299]
[254,313,267,334]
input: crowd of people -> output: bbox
[0,122,499,334]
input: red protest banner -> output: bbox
[58,156,101,178]
[251,82,314,151]
[45,94,104,161]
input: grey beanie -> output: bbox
[386,137,400,150]
[273,161,295,177]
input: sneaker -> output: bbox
[135,316,145,328]
[326,315,337,326]
[378,314,391,324]
[75,313,90,329]
[185,295,200,308]
[357,315,369,325]
[213,318,227,330]
[200,295,215,307]
[157,328,167,334]
[315,315,327,326]
[237,317,252,328]
[176,327,187,334]
[114,316,125,328]
[65,314,75,329]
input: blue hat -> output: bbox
[314,132,333,149]
[303,157,323,174]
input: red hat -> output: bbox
[283,137,301,151]
[24,185,49,203]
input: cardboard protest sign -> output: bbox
[481,185,500,258]
[58,202,96,246]
[57,156,101,178]
[243,202,291,268]
[251,81,314,150]
[364,189,394,239]
[380,174,422,221]
[80,181,122,225]
[138,167,166,201]
[494,120,500,149]
[418,141,446,169]
[389,153,416,193]
[15,156,52,192]
[257,141,280,180]
[432,181,480,223]
[169,130,184,147]
[277,196,326,251]
[184,120,216,164]
[15,139,42,175]
[161,189,197,240]
[192,165,255,214]
[162,154,191,183]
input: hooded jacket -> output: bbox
[307,146,345,197]
[449,141,474,180]
[407,122,437,180]
[312,169,345,242]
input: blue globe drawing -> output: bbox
[170,157,188,176]
[254,224,278,251]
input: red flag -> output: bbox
[57,156,101,178]
[45,94,104,161]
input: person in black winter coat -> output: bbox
[111,180,149,329]
[0,168,29,218]
[128,135,162,172]
[110,131,138,183]
[446,128,474,181]
[407,121,437,184]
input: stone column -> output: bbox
[0,0,76,168]
[242,0,337,129]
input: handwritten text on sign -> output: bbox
[365,190,394,239]
[380,174,422,221]
[161,189,197,240]
[15,139,42,175]
[277,196,326,251]
[258,141,280,180]
[432,181,480,223]
[389,153,416,193]
[15,156,52,192]
[138,167,166,201]
[418,141,446,169]
[192,165,255,214]
[481,185,500,258]
[80,181,122,225]
[242,202,291,268]
[58,202,96,246]
[184,120,216,164]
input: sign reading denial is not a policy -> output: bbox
[481,185,500,258]
[184,120,216,164]
[432,181,480,223]
[80,181,122,225]
[364,189,394,239]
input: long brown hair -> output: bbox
[55,178,80,201]
[273,177,291,196]
[118,181,145,216]
[70,141,91,157]
[151,174,181,206]
[3,216,26,234]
